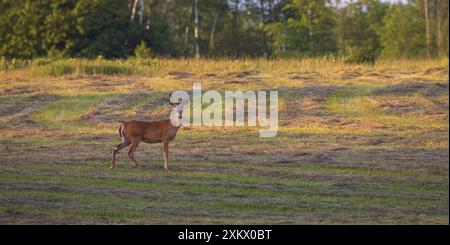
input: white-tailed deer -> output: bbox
[111,98,187,171]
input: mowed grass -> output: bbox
[30,93,117,132]
[0,58,448,224]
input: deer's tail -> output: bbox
[118,121,125,139]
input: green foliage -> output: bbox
[0,0,448,60]
[380,3,427,58]
[0,0,51,58]
[283,0,337,56]
[335,0,388,63]
[42,0,77,58]
[71,0,136,58]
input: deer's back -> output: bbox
[123,120,176,142]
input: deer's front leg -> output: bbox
[163,141,169,171]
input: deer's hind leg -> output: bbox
[128,137,143,169]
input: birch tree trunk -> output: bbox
[139,0,144,25]
[184,25,190,56]
[424,0,431,57]
[194,0,200,59]
[231,0,239,58]
[436,0,442,57]
[131,0,145,25]
[184,3,194,57]
[307,7,313,52]
[259,0,269,56]
[131,0,139,21]
[209,12,220,52]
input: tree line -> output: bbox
[0,0,448,61]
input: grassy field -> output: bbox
[0,58,448,224]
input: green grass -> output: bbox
[0,57,447,77]
[326,86,449,129]
[1,171,445,213]
[1,161,447,197]
[28,59,142,76]
[30,92,117,132]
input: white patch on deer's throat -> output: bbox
[170,108,182,127]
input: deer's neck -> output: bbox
[169,112,182,128]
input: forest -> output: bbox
[0,0,449,62]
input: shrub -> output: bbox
[134,41,153,60]
[343,46,377,64]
